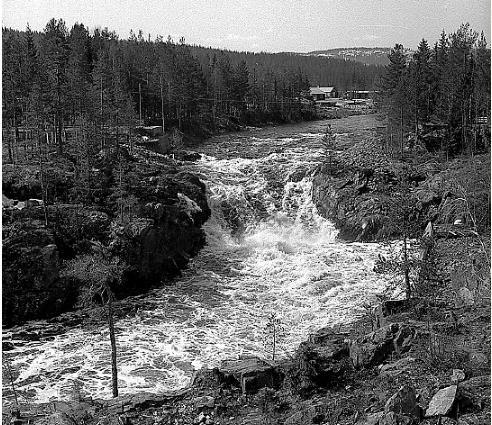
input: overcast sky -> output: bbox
[2,0,490,52]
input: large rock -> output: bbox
[349,324,415,368]
[425,385,457,417]
[2,224,78,326]
[384,385,420,419]
[219,357,284,394]
[3,164,211,327]
[295,328,352,391]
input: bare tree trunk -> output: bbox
[37,129,49,226]
[107,294,118,398]
[403,233,411,299]
[400,107,404,156]
[160,75,165,133]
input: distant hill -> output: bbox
[304,47,413,66]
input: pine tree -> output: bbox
[39,18,70,154]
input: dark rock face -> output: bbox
[111,172,210,296]
[292,328,352,395]
[2,224,78,327]
[2,166,211,327]
[311,162,438,242]
[218,357,284,395]
[385,385,420,419]
[349,324,415,368]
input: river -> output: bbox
[3,114,391,404]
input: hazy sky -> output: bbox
[2,0,490,52]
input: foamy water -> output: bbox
[3,116,392,404]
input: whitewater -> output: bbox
[3,115,392,404]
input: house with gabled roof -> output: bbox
[309,86,339,101]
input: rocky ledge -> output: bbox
[312,137,489,242]
[2,150,211,327]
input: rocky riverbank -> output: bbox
[2,147,211,327]
[312,133,490,242]
[3,118,490,425]
[5,233,490,425]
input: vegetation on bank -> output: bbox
[2,18,384,164]
[379,23,490,157]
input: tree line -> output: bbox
[379,23,490,157]
[2,19,384,163]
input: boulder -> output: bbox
[425,385,457,417]
[296,329,352,390]
[384,385,420,418]
[219,357,284,395]
[349,323,415,368]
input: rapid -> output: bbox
[3,115,392,404]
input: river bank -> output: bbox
[2,146,211,327]
[3,114,490,424]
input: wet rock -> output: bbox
[425,385,457,417]
[384,385,420,418]
[349,323,415,368]
[219,357,284,395]
[179,151,202,162]
[2,341,15,351]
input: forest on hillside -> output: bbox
[379,23,491,157]
[2,19,383,164]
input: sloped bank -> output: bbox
[311,137,489,242]
[2,155,211,327]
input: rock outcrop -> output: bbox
[2,160,211,327]
[349,323,415,368]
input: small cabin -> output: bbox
[309,86,338,100]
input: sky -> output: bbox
[2,0,490,52]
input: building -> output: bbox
[309,86,339,100]
[345,90,378,100]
